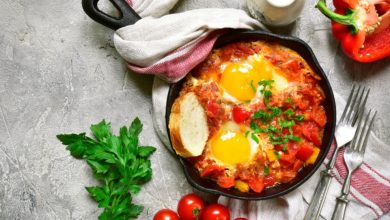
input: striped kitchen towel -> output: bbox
[113,0,263,82]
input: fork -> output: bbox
[331,109,377,220]
[304,85,370,220]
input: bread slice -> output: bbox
[169,92,209,158]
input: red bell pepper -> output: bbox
[316,0,390,62]
[296,144,314,161]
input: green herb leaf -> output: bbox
[250,80,257,93]
[282,145,288,152]
[264,166,270,176]
[274,150,281,160]
[284,97,293,104]
[270,107,282,117]
[258,80,275,88]
[279,119,295,129]
[138,146,156,158]
[284,109,295,117]
[295,115,305,121]
[267,124,279,133]
[58,118,155,219]
[253,110,272,122]
[251,133,259,143]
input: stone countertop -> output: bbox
[0,0,389,219]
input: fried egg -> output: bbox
[219,54,290,103]
[208,121,259,167]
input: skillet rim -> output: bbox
[165,29,336,200]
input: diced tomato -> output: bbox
[263,175,276,187]
[279,153,296,167]
[217,175,236,188]
[292,160,304,172]
[287,142,300,153]
[274,144,283,151]
[248,176,265,193]
[285,59,302,73]
[292,125,303,136]
[312,107,327,127]
[295,97,310,110]
[200,164,223,177]
[207,100,219,117]
[280,170,297,183]
[302,122,321,146]
[296,144,314,161]
[232,106,251,123]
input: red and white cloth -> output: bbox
[113,0,262,82]
[114,0,390,219]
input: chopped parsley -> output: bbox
[284,109,295,117]
[264,166,270,176]
[253,110,272,122]
[251,133,259,143]
[274,150,281,160]
[270,107,282,116]
[282,145,288,152]
[267,124,279,133]
[250,80,257,93]
[295,115,305,121]
[284,97,293,104]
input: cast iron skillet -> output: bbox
[82,0,336,200]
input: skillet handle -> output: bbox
[82,0,141,30]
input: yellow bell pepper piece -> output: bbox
[266,149,277,162]
[235,180,250,192]
[306,147,320,164]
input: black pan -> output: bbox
[82,0,336,200]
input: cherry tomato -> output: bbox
[217,175,236,188]
[153,209,179,220]
[232,106,251,123]
[203,204,230,220]
[234,218,248,220]
[296,144,314,161]
[177,193,205,220]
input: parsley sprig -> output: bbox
[57,118,156,220]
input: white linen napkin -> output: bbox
[113,0,390,219]
[113,1,263,82]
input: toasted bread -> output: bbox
[169,92,209,157]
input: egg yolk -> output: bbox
[210,129,251,165]
[220,56,273,101]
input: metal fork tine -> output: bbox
[350,108,365,149]
[352,88,370,125]
[339,84,356,123]
[355,110,372,151]
[345,86,361,124]
[347,87,365,124]
[360,111,376,153]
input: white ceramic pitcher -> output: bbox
[247,0,306,26]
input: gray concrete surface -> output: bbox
[0,0,389,219]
